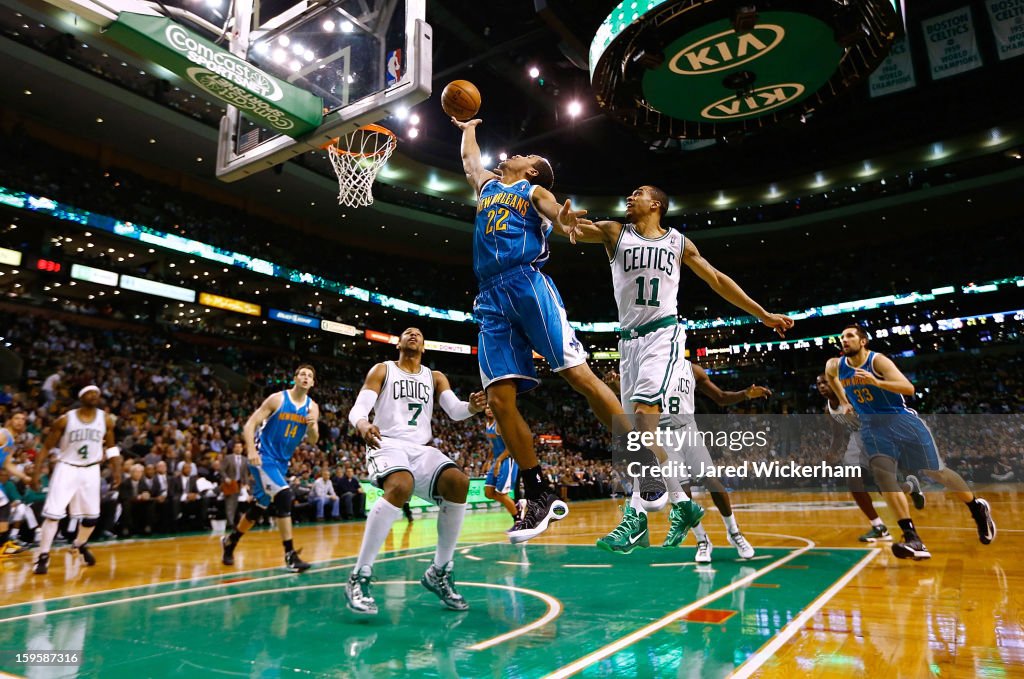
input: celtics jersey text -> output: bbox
[373,361,435,445]
[610,224,684,330]
[661,358,697,427]
[58,409,107,465]
[473,179,550,282]
[255,390,310,464]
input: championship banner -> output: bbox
[986,0,1024,60]
[869,36,916,96]
[922,7,983,80]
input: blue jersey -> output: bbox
[838,353,912,415]
[0,428,13,467]
[473,179,551,282]
[486,421,506,460]
[255,390,310,464]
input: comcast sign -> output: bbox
[166,25,283,101]
[106,13,323,138]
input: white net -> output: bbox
[325,125,397,208]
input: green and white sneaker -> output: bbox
[596,505,649,554]
[858,525,892,543]
[662,501,706,547]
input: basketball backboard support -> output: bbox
[216,0,430,181]
[31,0,429,181]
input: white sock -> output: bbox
[692,522,708,542]
[629,492,646,515]
[870,517,884,527]
[434,501,467,569]
[37,519,60,554]
[722,514,739,534]
[9,527,19,540]
[665,476,690,504]
[74,524,96,548]
[354,499,404,574]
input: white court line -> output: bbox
[544,533,816,679]
[0,548,438,624]
[650,562,697,567]
[155,580,562,652]
[0,539,505,612]
[464,554,483,561]
[562,564,611,569]
[497,560,530,567]
[728,549,880,679]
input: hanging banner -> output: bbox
[922,7,983,80]
[869,36,916,96]
[986,0,1024,60]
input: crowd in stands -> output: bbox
[0,284,1021,546]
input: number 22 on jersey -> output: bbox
[484,207,510,234]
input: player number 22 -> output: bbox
[633,276,661,307]
[484,207,510,235]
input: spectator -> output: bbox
[220,442,251,528]
[172,462,208,531]
[309,468,340,521]
[335,467,366,519]
[119,463,154,536]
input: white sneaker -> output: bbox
[728,531,755,559]
[345,566,378,615]
[695,538,713,563]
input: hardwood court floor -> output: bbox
[0,489,1019,678]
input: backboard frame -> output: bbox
[215,0,430,182]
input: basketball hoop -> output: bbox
[322,124,397,208]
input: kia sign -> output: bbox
[589,0,900,138]
[643,13,840,122]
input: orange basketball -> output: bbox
[441,80,481,121]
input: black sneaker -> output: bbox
[892,533,931,560]
[969,497,996,545]
[285,549,311,573]
[77,544,96,567]
[221,535,236,566]
[507,492,569,544]
[33,552,49,575]
[403,504,414,522]
[905,475,926,510]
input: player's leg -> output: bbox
[34,463,74,574]
[345,448,414,614]
[906,417,995,544]
[702,476,754,559]
[869,449,929,560]
[845,433,891,541]
[484,459,519,523]
[67,467,99,566]
[421,460,470,611]
[272,484,310,572]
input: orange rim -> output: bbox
[321,124,397,158]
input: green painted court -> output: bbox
[0,542,872,678]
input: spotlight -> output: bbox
[567,101,582,117]
[529,66,540,79]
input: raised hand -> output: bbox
[451,117,482,130]
[762,313,795,338]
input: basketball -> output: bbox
[441,80,481,121]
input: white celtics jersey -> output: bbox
[610,224,684,330]
[661,358,697,426]
[827,401,861,433]
[373,361,435,445]
[58,409,107,465]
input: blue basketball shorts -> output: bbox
[859,413,945,472]
[484,457,519,495]
[474,265,587,393]
[249,459,289,507]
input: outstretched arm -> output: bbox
[682,238,794,338]
[452,118,498,195]
[434,371,486,421]
[348,363,387,449]
[693,364,772,406]
[529,185,611,245]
